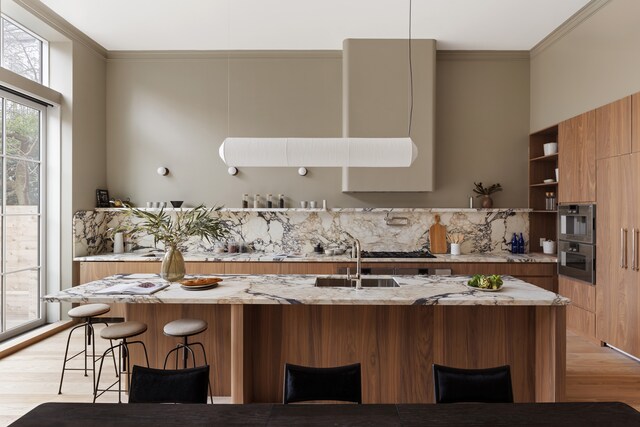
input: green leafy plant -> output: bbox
[127,205,228,249]
[472,182,503,198]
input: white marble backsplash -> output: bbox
[72,208,530,257]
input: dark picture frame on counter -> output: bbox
[96,189,110,207]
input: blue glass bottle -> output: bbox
[511,233,518,254]
[518,233,525,254]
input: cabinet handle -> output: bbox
[621,228,627,269]
[632,228,636,271]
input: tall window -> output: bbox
[0,91,45,339]
[1,15,47,85]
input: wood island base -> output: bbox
[126,304,565,404]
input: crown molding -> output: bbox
[107,50,343,62]
[437,50,529,61]
[13,0,107,58]
[530,0,610,58]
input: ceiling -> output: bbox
[37,0,592,51]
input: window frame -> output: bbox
[0,14,49,86]
[0,88,47,341]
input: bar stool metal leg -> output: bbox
[93,321,149,403]
[58,303,113,395]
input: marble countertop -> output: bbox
[44,273,569,306]
[74,251,557,263]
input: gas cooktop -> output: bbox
[360,250,436,259]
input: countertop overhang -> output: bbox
[44,274,569,306]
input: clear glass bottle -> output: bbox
[549,192,556,211]
[266,194,273,208]
[278,194,285,208]
[242,194,249,209]
[253,194,260,208]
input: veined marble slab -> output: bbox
[44,274,569,306]
[73,251,557,263]
[73,208,531,258]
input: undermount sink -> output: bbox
[314,277,400,288]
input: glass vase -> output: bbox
[161,245,185,282]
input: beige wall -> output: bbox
[106,50,530,209]
[530,0,640,131]
[71,43,107,210]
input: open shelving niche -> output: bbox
[529,125,559,254]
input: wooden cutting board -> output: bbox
[429,214,447,254]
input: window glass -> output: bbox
[1,17,44,84]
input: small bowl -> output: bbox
[543,179,555,184]
[170,201,184,208]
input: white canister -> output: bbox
[543,142,558,156]
[113,232,124,254]
[542,240,556,255]
[450,243,461,256]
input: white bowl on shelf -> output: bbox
[543,179,555,183]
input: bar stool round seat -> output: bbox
[58,304,117,396]
[162,318,212,403]
[94,321,149,403]
[163,319,207,338]
[68,303,110,319]
[100,321,147,340]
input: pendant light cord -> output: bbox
[408,0,414,137]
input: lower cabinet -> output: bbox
[559,276,597,342]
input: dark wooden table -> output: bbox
[10,402,640,426]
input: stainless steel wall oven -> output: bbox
[558,204,596,284]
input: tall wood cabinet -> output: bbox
[633,93,640,153]
[558,111,596,203]
[596,96,632,159]
[596,154,640,355]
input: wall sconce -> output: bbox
[298,167,308,176]
[157,167,169,176]
[228,166,239,176]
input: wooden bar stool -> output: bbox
[94,321,149,403]
[163,318,212,403]
[58,303,117,395]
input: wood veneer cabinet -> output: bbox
[596,154,640,356]
[632,92,640,153]
[558,111,596,203]
[596,96,632,159]
[559,276,596,341]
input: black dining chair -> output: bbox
[128,365,210,404]
[432,364,514,403]
[283,362,362,404]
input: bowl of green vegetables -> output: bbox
[467,274,504,292]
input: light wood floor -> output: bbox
[0,328,639,425]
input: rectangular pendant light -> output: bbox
[219,137,418,167]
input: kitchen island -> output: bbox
[45,274,568,403]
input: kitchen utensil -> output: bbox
[450,243,461,255]
[429,214,447,254]
[300,201,308,208]
[309,201,317,208]
[170,200,183,208]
